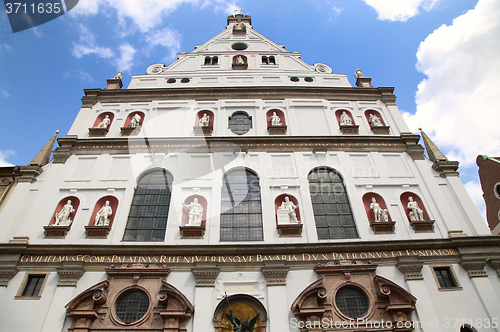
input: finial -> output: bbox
[418,127,422,131]
[56,130,60,134]
[234,7,245,14]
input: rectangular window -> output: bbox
[433,267,460,290]
[16,274,48,299]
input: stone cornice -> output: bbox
[397,257,424,281]
[460,258,488,278]
[56,263,86,287]
[261,265,289,286]
[81,86,396,107]
[191,267,220,287]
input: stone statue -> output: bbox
[97,115,111,129]
[355,68,364,78]
[269,112,281,126]
[224,293,260,332]
[114,71,124,79]
[199,113,210,127]
[339,111,353,126]
[235,22,245,30]
[236,56,245,64]
[95,201,113,226]
[54,200,75,226]
[277,196,300,224]
[369,113,383,127]
[407,197,424,221]
[129,114,141,128]
[182,198,203,226]
[369,197,389,223]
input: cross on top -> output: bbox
[234,7,245,14]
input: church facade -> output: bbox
[0,14,499,332]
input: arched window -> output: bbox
[228,111,252,135]
[220,169,263,241]
[123,169,173,242]
[204,56,218,65]
[308,167,358,239]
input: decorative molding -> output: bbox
[356,77,373,88]
[277,224,302,237]
[88,127,109,137]
[460,259,488,278]
[56,263,85,287]
[261,266,289,286]
[410,220,435,233]
[193,126,213,136]
[0,266,18,287]
[487,259,500,277]
[339,124,359,135]
[16,166,43,183]
[191,267,220,287]
[397,260,424,280]
[120,126,141,136]
[44,225,70,238]
[433,160,460,177]
[371,221,396,234]
[104,78,123,90]
[267,125,287,135]
[371,125,390,135]
[179,225,206,239]
[85,225,111,238]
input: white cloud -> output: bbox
[363,0,441,21]
[72,24,114,59]
[1,89,10,98]
[403,0,500,167]
[464,179,486,222]
[116,43,137,71]
[70,0,238,33]
[146,28,182,62]
[0,150,15,167]
[63,69,95,83]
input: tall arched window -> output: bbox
[308,167,358,239]
[123,169,173,242]
[220,169,263,241]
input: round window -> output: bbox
[232,42,248,50]
[115,290,149,324]
[304,77,314,82]
[494,183,500,198]
[335,286,369,319]
[290,77,299,82]
[167,78,176,84]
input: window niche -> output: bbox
[89,112,114,137]
[275,194,302,237]
[400,192,435,232]
[44,196,80,238]
[261,56,276,65]
[335,109,359,134]
[194,110,214,136]
[362,193,395,234]
[213,294,267,332]
[232,55,248,70]
[266,109,287,135]
[15,273,49,299]
[179,195,207,239]
[85,195,119,238]
[204,56,219,66]
[432,266,461,291]
[121,111,144,136]
[228,111,252,135]
[364,110,390,135]
[65,264,193,332]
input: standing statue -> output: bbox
[95,201,113,226]
[224,293,260,332]
[370,197,382,222]
[182,198,203,226]
[114,71,124,79]
[277,196,299,224]
[54,200,75,226]
[234,22,245,30]
[268,112,281,126]
[129,114,141,128]
[199,113,210,127]
[97,115,111,129]
[339,111,353,126]
[368,113,383,127]
[407,197,424,221]
[236,56,245,64]
[354,68,364,78]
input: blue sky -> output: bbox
[0,0,498,220]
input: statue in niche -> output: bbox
[268,112,282,126]
[339,111,353,126]
[224,294,260,332]
[234,22,245,30]
[407,196,424,221]
[95,201,113,226]
[235,56,245,64]
[370,197,389,223]
[97,115,111,129]
[355,68,364,78]
[129,114,141,128]
[277,196,300,224]
[182,198,203,226]
[369,113,383,127]
[54,200,75,226]
[199,113,210,127]
[114,71,124,79]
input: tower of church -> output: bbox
[0,14,499,332]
